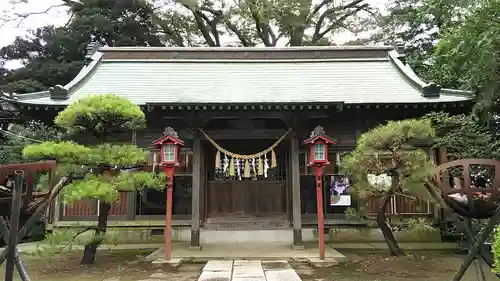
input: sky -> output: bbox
[0,0,389,68]
[1,0,69,47]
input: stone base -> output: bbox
[292,245,305,252]
[188,245,202,251]
[307,257,339,268]
[152,257,183,267]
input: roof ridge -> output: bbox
[98,45,394,52]
[101,58,390,63]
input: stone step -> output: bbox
[203,223,290,230]
[197,259,302,281]
[200,229,293,244]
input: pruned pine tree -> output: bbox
[23,94,166,265]
[340,118,435,256]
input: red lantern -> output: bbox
[152,128,184,168]
[303,126,336,167]
[303,126,336,261]
[151,127,184,261]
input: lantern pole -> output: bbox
[304,126,334,261]
[315,165,325,260]
[152,127,184,262]
[164,167,174,261]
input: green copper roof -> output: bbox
[12,45,474,106]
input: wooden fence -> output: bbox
[63,192,128,218]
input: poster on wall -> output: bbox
[329,175,351,206]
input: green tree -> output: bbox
[341,118,435,256]
[368,0,483,80]
[22,94,165,265]
[425,112,500,160]
[429,0,500,132]
[1,0,376,95]
[0,121,63,164]
[1,0,164,94]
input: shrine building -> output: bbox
[5,43,474,248]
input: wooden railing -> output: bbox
[0,161,56,188]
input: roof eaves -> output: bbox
[64,51,102,93]
[16,91,50,101]
[0,91,51,108]
[47,51,103,101]
[441,88,476,99]
[388,50,474,100]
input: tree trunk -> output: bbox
[376,194,405,256]
[81,201,111,265]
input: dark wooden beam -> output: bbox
[190,130,202,249]
[290,130,304,250]
[198,129,289,140]
[159,110,329,121]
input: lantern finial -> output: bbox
[310,126,326,138]
[163,126,179,138]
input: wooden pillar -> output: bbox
[437,146,448,165]
[427,147,440,220]
[290,131,304,250]
[190,131,202,249]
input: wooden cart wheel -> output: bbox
[431,159,500,219]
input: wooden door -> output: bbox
[207,180,285,217]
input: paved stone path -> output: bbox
[197,260,302,281]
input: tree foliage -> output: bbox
[428,0,500,134]
[429,0,499,89]
[21,94,164,264]
[425,112,500,161]
[341,118,436,256]
[342,119,435,198]
[0,0,377,94]
[0,121,62,164]
[54,94,146,137]
[369,0,484,80]
[1,0,164,94]
[23,142,149,167]
[22,94,162,202]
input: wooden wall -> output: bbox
[58,107,445,222]
[60,191,432,220]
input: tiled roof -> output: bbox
[12,46,474,106]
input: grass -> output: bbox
[0,249,202,281]
[1,247,498,281]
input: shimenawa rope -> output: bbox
[199,129,291,160]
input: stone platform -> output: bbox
[145,242,346,265]
[198,260,302,281]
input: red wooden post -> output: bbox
[303,126,335,261]
[315,166,325,260]
[151,127,184,262]
[164,167,174,260]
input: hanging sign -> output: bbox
[329,175,351,206]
